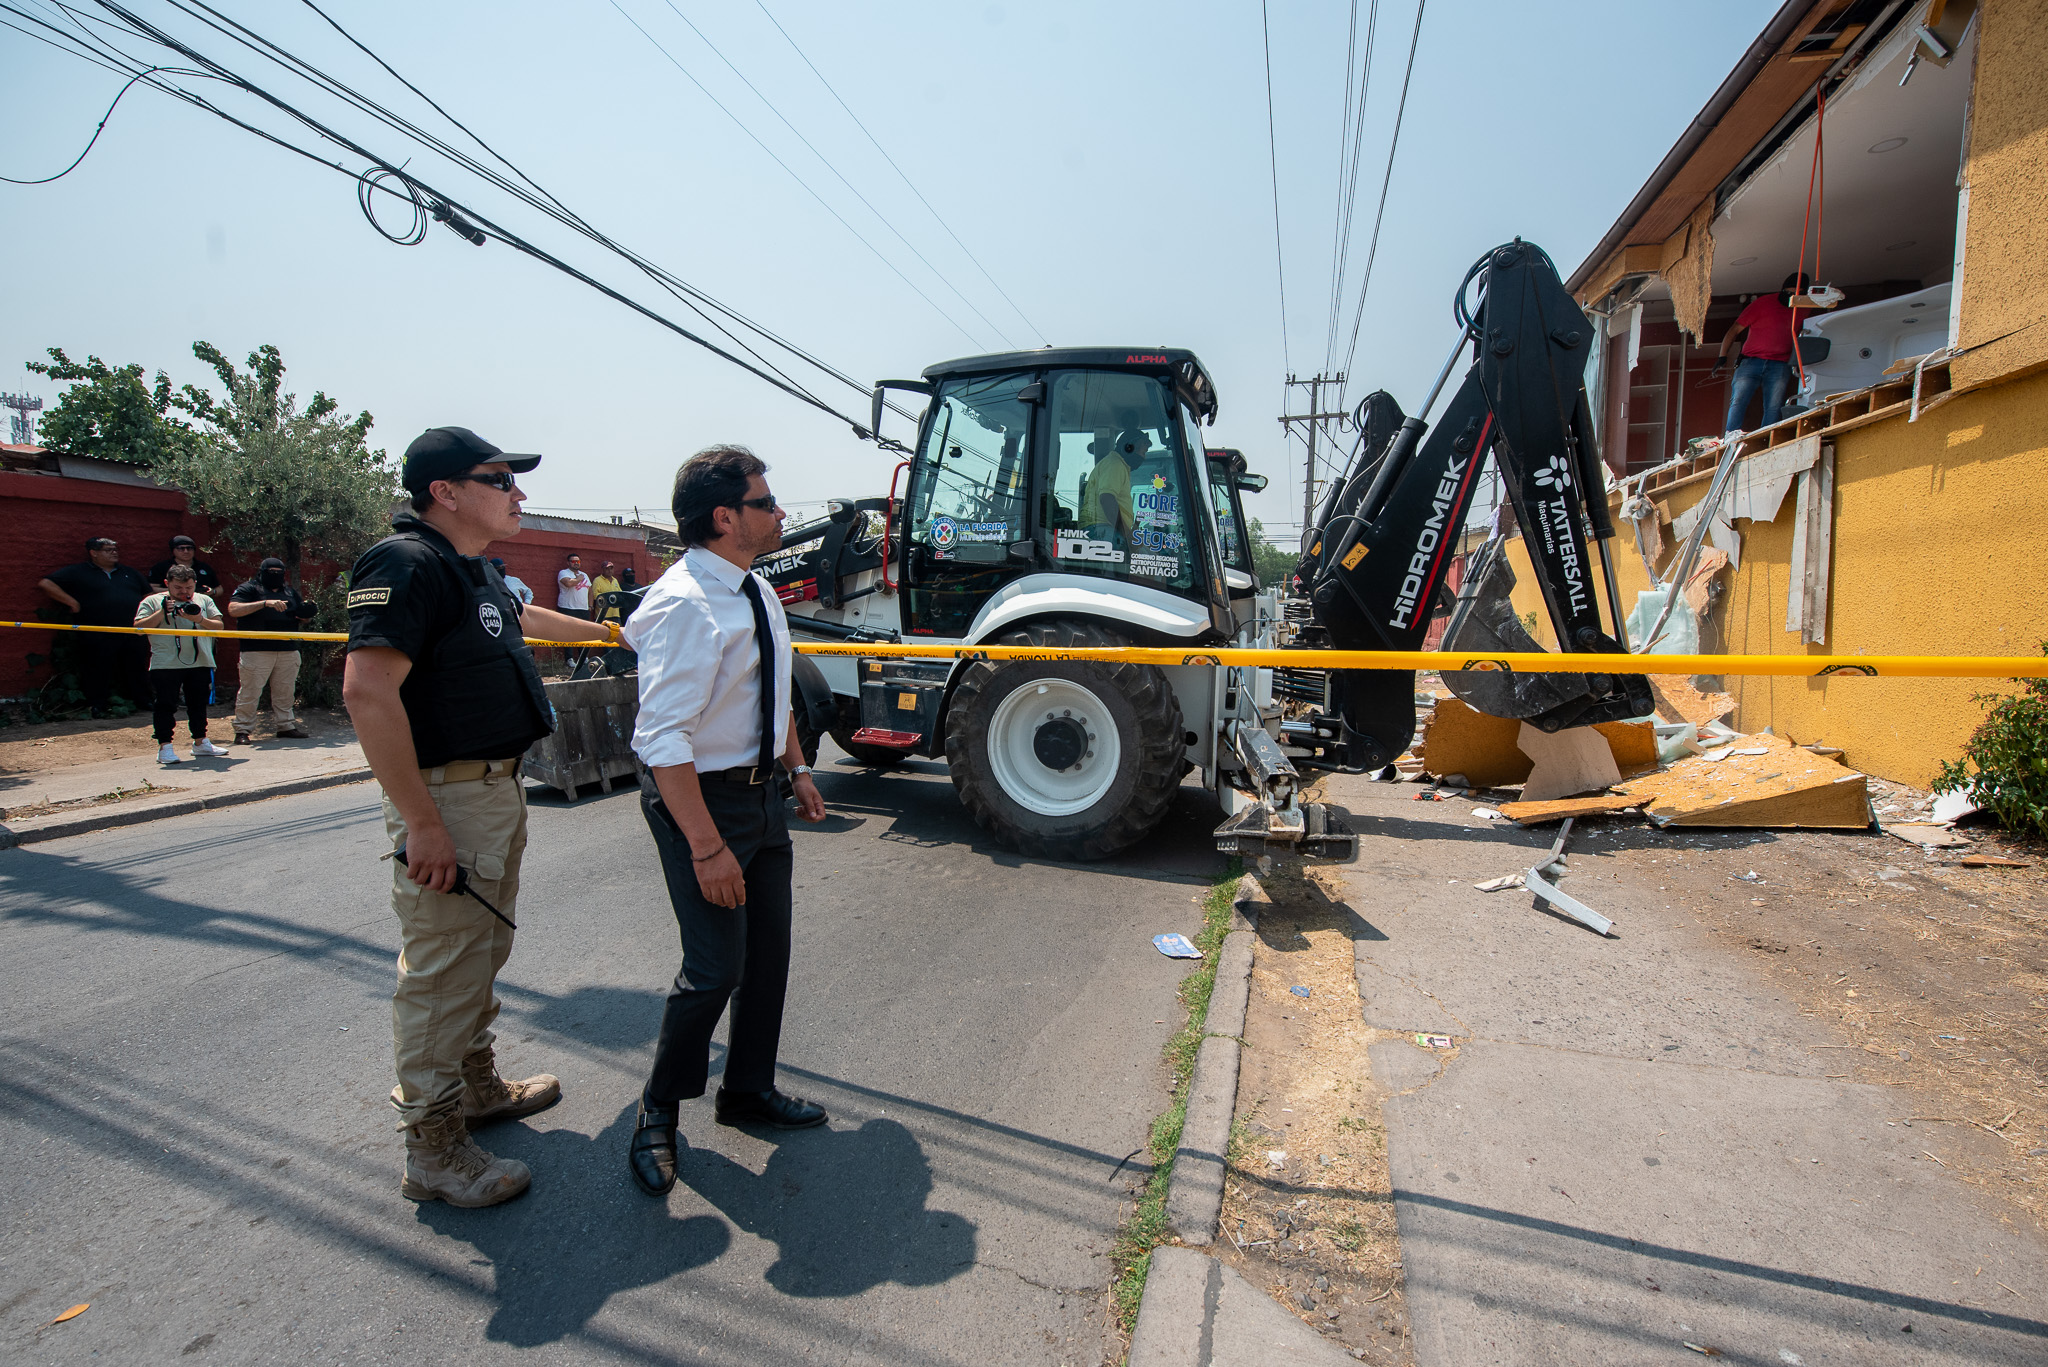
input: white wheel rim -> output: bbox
[986,677,1121,817]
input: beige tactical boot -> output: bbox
[461,1048,561,1125]
[401,1110,531,1207]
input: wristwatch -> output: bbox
[791,764,814,777]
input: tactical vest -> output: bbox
[394,529,556,767]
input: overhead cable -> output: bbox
[605,0,987,349]
[655,0,1016,348]
[1322,0,1380,370]
[753,0,1044,344]
[1338,0,1426,384]
[1260,0,1290,376]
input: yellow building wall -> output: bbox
[1954,0,2048,389]
[1501,370,2048,788]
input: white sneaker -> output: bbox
[191,738,229,759]
[158,743,181,765]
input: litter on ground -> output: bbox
[1152,933,1202,959]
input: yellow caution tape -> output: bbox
[8,620,2044,678]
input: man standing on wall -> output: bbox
[622,445,828,1198]
[343,425,621,1209]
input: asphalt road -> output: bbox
[0,743,1228,1365]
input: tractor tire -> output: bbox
[946,619,1186,861]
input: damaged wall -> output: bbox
[1952,0,2048,388]
[1496,367,2048,789]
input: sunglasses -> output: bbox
[738,496,781,512]
[450,471,520,492]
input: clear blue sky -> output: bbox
[1,0,1778,540]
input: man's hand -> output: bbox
[792,772,826,823]
[695,846,746,907]
[403,822,462,894]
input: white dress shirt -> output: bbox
[624,546,792,771]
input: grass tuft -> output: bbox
[1108,860,1242,1338]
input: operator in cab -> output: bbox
[342,425,618,1211]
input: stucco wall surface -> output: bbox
[1499,370,2048,789]
[1954,0,2048,388]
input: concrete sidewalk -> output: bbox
[1324,771,2048,1366]
[0,728,369,846]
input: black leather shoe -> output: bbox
[714,1087,827,1130]
[628,1102,679,1195]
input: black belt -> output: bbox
[697,764,777,785]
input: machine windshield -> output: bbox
[1206,456,1250,574]
[1042,370,1197,592]
[908,372,1032,564]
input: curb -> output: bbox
[1165,874,1264,1245]
[0,767,374,849]
[1129,1246,1359,1367]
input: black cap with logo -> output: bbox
[401,426,541,495]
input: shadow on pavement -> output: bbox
[680,1113,977,1298]
[417,1107,731,1347]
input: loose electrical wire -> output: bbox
[1260,0,1291,376]
[753,0,1043,344]
[66,0,903,442]
[354,163,426,244]
[1337,0,1426,385]
[654,0,1016,349]
[0,60,159,181]
[39,0,923,432]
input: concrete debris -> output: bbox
[1472,807,1507,821]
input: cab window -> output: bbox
[1042,371,1193,590]
[1207,458,1251,574]
[910,373,1031,563]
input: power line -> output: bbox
[754,0,1043,344]
[0,59,155,181]
[1259,0,1290,377]
[1323,0,1379,371]
[1338,0,1426,385]
[53,0,897,440]
[604,0,987,349]
[654,0,1016,348]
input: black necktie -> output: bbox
[740,574,777,772]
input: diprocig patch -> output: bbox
[347,587,392,608]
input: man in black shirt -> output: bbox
[148,535,222,595]
[38,537,151,717]
[226,557,319,742]
[343,425,617,1210]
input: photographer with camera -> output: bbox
[226,557,319,743]
[134,564,229,765]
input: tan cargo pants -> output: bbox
[234,649,299,731]
[383,759,527,1129]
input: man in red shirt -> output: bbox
[1714,271,1831,433]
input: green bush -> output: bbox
[1934,643,2048,838]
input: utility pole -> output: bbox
[1,392,42,446]
[1277,372,1348,533]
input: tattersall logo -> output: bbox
[347,587,391,608]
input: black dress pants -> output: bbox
[640,776,794,1105]
[150,667,213,742]
[79,632,149,710]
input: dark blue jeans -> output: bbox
[1724,356,1793,433]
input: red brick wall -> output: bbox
[7,469,657,698]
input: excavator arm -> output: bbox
[1289,239,1653,774]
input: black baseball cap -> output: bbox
[401,426,541,495]
[169,534,197,549]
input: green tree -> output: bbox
[154,341,397,576]
[1245,517,1300,592]
[22,348,202,462]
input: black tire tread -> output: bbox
[946,620,1185,861]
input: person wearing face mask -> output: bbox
[227,557,319,743]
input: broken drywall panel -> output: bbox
[1419,697,1532,788]
[1594,720,1660,776]
[1614,733,1869,828]
[1671,498,1743,569]
[1517,723,1623,802]
[1785,443,1835,644]
[1728,434,1823,525]
[1498,794,1641,824]
[1648,674,1736,728]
